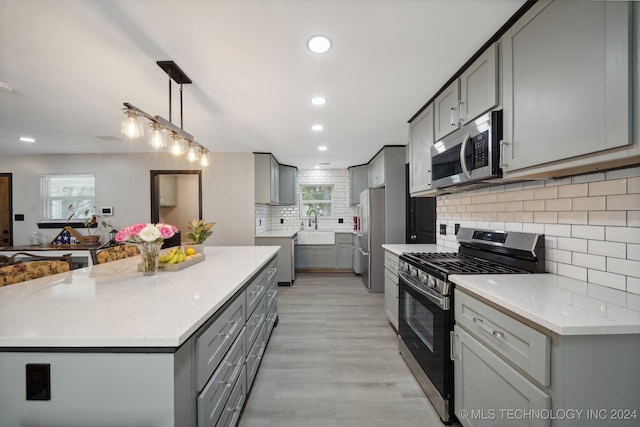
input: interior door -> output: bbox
[0,174,12,247]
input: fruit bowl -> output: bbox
[137,247,206,272]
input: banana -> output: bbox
[166,249,181,264]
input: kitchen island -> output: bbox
[0,245,279,427]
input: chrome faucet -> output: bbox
[308,209,318,230]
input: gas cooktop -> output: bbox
[401,252,528,275]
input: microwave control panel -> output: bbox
[470,130,489,169]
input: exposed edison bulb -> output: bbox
[121,109,144,139]
[200,150,210,167]
[148,124,166,149]
[186,144,198,163]
[170,135,184,156]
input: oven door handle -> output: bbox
[398,271,449,310]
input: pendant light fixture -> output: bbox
[120,61,209,166]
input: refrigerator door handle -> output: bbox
[358,247,369,256]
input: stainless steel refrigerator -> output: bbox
[359,188,385,293]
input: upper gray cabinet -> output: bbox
[409,104,435,196]
[255,153,280,205]
[368,152,385,188]
[278,165,297,206]
[348,165,368,205]
[434,42,499,141]
[501,0,636,178]
[434,80,460,141]
[459,43,498,126]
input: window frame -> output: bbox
[40,173,96,224]
[299,184,334,219]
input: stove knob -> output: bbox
[427,276,436,289]
[410,267,418,277]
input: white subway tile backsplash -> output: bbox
[587,270,626,291]
[435,165,639,295]
[589,179,626,196]
[572,225,604,241]
[557,237,587,253]
[607,258,640,279]
[572,252,606,271]
[588,240,626,259]
[606,226,640,244]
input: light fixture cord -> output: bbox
[180,84,184,129]
[168,74,172,123]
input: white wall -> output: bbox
[0,152,255,246]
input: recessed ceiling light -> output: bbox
[314,165,320,169]
[0,82,14,92]
[310,96,326,106]
[311,124,324,132]
[318,145,328,151]
[19,136,36,143]
[306,35,332,54]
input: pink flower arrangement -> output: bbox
[115,223,177,244]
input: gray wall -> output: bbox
[0,152,256,246]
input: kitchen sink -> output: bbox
[296,230,335,245]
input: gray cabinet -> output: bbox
[352,234,362,274]
[254,153,280,205]
[295,245,336,270]
[453,288,640,427]
[459,42,498,125]
[255,236,295,285]
[409,104,434,195]
[367,152,385,188]
[278,165,297,206]
[383,250,399,329]
[348,165,368,205]
[501,0,634,178]
[434,79,460,141]
[335,233,353,270]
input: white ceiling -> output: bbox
[0,0,525,169]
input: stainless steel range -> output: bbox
[397,228,544,424]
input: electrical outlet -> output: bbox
[259,219,262,226]
[280,218,284,224]
[455,223,460,235]
[338,218,344,223]
[440,224,447,235]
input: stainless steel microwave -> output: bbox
[431,110,502,189]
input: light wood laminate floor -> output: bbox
[239,272,447,427]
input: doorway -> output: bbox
[0,174,12,247]
[405,164,436,244]
[150,170,202,245]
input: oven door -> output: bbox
[398,271,453,421]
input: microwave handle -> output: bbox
[460,133,472,179]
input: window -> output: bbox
[41,174,95,221]
[300,185,333,218]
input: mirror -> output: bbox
[150,170,202,245]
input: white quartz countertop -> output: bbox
[382,244,447,256]
[451,274,640,336]
[255,230,298,238]
[0,246,279,348]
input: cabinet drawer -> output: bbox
[335,233,353,244]
[265,277,277,312]
[384,251,399,274]
[246,322,267,391]
[196,294,245,391]
[216,366,247,427]
[266,299,277,338]
[455,290,550,386]
[246,294,267,350]
[246,270,267,318]
[197,328,246,427]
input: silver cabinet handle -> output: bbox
[450,330,458,360]
[458,100,465,123]
[499,140,509,168]
[450,107,456,127]
[472,317,505,339]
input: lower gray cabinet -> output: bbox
[295,245,336,269]
[246,322,267,391]
[198,328,247,427]
[216,367,247,427]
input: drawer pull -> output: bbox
[473,317,505,340]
